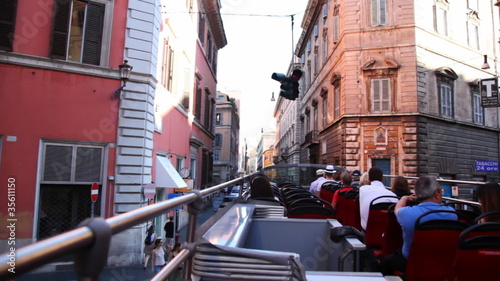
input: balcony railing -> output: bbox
[303,130,319,146]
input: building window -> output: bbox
[313,105,318,132]
[472,85,483,125]
[322,93,328,127]
[51,0,108,66]
[198,12,205,44]
[204,90,211,129]
[214,134,222,147]
[305,111,311,134]
[371,78,391,112]
[213,150,220,161]
[439,84,453,118]
[322,31,328,64]
[42,143,103,184]
[436,68,457,118]
[195,85,202,120]
[0,0,17,51]
[371,0,387,26]
[333,15,339,43]
[322,3,328,18]
[161,41,174,91]
[334,84,340,118]
[372,158,391,186]
[433,3,448,36]
[207,34,213,62]
[216,113,222,125]
[467,21,479,49]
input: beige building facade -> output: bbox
[276,0,500,186]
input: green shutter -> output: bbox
[50,0,71,59]
[82,1,104,65]
[0,0,17,51]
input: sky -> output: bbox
[216,0,309,150]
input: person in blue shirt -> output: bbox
[381,175,457,276]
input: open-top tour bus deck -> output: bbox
[1,164,497,281]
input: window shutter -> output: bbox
[82,1,104,65]
[0,0,17,51]
[371,0,378,26]
[50,0,71,59]
[382,79,390,111]
[43,145,73,182]
[373,79,381,111]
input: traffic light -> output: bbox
[271,69,303,100]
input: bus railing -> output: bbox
[0,176,250,281]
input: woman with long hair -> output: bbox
[477,182,500,222]
[151,238,166,273]
[143,225,157,269]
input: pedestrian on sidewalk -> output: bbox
[167,242,183,280]
[151,239,167,274]
[143,225,157,269]
[164,216,178,246]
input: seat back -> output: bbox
[336,189,361,230]
[319,181,343,203]
[287,205,335,219]
[454,222,500,281]
[364,195,399,249]
[381,204,403,259]
[406,210,469,281]
[473,210,500,224]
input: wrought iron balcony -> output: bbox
[303,130,319,147]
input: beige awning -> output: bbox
[156,156,188,188]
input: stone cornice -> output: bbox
[204,0,227,49]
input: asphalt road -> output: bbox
[14,193,225,281]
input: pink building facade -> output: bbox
[0,0,225,266]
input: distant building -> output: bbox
[257,131,276,170]
[275,0,500,187]
[213,92,240,182]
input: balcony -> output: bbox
[303,130,319,147]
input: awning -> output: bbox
[156,157,188,188]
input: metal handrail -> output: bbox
[0,176,249,280]
[384,174,486,186]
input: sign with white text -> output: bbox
[475,160,499,172]
[480,78,499,107]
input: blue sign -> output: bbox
[168,193,183,209]
[475,160,499,172]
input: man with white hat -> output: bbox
[312,165,337,196]
[309,169,325,194]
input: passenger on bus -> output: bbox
[477,182,500,222]
[331,171,355,210]
[313,165,337,196]
[359,172,370,186]
[249,175,277,200]
[381,175,457,276]
[309,169,325,194]
[351,170,362,188]
[391,176,412,198]
[359,167,398,230]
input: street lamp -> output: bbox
[482,54,490,70]
[113,60,133,99]
[271,92,276,101]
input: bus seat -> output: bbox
[406,210,469,281]
[364,196,399,250]
[454,222,500,281]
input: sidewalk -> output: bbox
[16,193,223,281]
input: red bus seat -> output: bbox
[364,196,399,250]
[454,222,500,281]
[406,210,469,281]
